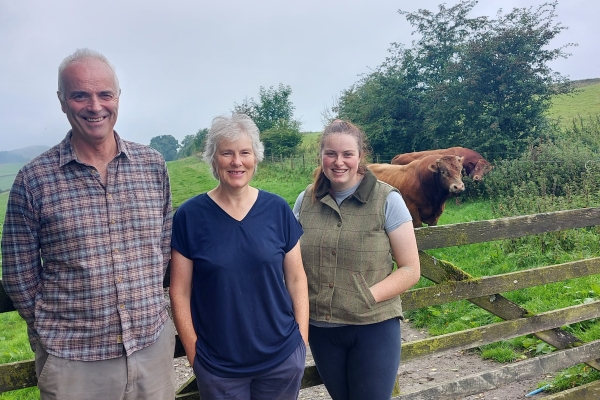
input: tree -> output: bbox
[177,128,207,159]
[337,0,573,159]
[233,84,298,133]
[261,119,303,157]
[150,135,179,161]
[335,55,426,160]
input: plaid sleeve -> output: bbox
[1,170,42,332]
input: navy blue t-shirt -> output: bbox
[171,190,303,378]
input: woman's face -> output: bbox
[321,133,362,192]
[214,134,257,189]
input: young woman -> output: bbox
[293,119,421,400]
[170,114,308,400]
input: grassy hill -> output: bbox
[8,146,49,160]
[168,155,314,208]
[168,132,321,208]
[0,164,23,192]
[0,191,6,271]
[0,191,7,248]
[547,80,600,128]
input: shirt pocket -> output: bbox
[126,191,164,232]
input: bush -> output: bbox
[480,115,600,207]
[261,120,302,157]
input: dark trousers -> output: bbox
[193,340,306,400]
[309,319,401,400]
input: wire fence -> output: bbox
[261,151,600,170]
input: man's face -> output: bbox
[58,58,119,145]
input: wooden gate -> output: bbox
[2,207,600,399]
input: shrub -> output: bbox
[261,120,303,157]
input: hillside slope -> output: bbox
[9,145,50,160]
[548,81,600,127]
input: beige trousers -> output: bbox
[35,321,176,400]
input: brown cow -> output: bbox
[391,147,493,181]
[369,155,465,227]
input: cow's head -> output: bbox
[428,155,465,193]
[469,159,493,181]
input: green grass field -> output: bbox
[165,131,320,208]
[0,164,22,192]
[548,82,600,128]
[0,191,7,264]
[168,153,316,209]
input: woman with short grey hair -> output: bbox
[170,114,308,400]
[202,114,264,179]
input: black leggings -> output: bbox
[308,319,401,400]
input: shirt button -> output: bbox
[119,304,125,309]
[114,249,119,253]
[329,283,334,288]
[337,222,342,227]
[110,220,116,224]
[325,315,331,321]
[332,250,336,256]
[116,277,122,283]
[107,194,113,200]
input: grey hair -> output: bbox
[57,48,120,100]
[203,114,265,180]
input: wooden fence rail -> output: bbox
[2,207,600,399]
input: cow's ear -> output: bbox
[466,161,475,169]
[458,156,464,164]
[428,162,439,172]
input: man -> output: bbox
[1,48,175,399]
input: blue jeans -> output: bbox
[309,319,401,400]
[194,340,306,400]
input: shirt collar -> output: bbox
[58,130,130,167]
[315,168,377,204]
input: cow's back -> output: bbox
[391,147,491,180]
[368,163,416,190]
[443,147,482,166]
[391,149,445,165]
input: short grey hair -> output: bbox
[57,48,120,101]
[203,114,265,180]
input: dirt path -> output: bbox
[172,320,550,399]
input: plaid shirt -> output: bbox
[1,132,172,361]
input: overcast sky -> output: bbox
[1,0,598,152]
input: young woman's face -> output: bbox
[321,133,362,192]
